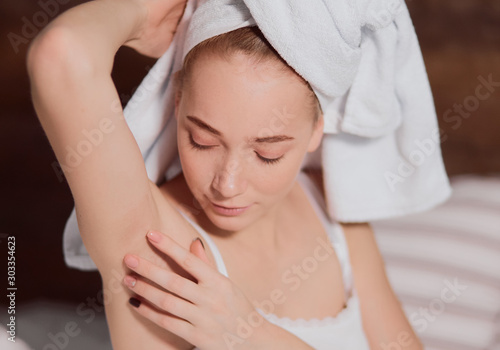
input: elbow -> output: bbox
[26,26,93,85]
[27,27,67,81]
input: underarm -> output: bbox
[99,235,195,350]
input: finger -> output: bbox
[190,237,211,266]
[128,296,196,344]
[145,230,217,284]
[123,274,200,323]
[123,254,201,304]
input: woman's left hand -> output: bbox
[122,231,270,350]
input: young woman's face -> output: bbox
[175,53,323,232]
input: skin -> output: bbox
[175,53,323,245]
[27,0,423,348]
[126,53,424,349]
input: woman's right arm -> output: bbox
[27,1,196,348]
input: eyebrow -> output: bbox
[253,135,295,143]
[187,116,222,136]
[186,115,295,143]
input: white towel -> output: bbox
[63,0,452,270]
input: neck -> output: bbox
[174,172,299,257]
[202,186,299,258]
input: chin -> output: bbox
[210,215,247,232]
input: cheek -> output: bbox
[177,137,212,188]
[179,150,210,183]
[252,150,305,197]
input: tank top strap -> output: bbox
[176,209,229,278]
[296,171,354,299]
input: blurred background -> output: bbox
[0,0,499,349]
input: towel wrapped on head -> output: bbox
[63,0,452,270]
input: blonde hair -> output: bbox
[174,26,322,123]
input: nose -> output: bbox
[211,153,248,199]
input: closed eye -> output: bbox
[255,152,284,165]
[189,134,215,150]
[189,133,284,165]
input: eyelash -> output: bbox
[189,134,212,150]
[188,134,284,165]
[255,153,284,165]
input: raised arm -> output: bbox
[27,0,153,265]
[27,1,197,348]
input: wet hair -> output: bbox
[174,26,322,123]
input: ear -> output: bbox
[307,113,324,152]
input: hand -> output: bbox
[122,231,270,350]
[124,0,189,58]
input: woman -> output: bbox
[27,0,422,348]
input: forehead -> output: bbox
[182,54,312,132]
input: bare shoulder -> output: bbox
[298,170,421,345]
[301,169,384,268]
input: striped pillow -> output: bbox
[371,175,500,350]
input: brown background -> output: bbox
[0,0,499,308]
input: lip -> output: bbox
[210,201,253,216]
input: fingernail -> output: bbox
[124,255,139,268]
[147,231,162,243]
[193,237,205,250]
[123,275,136,287]
[129,297,141,308]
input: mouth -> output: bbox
[211,202,248,210]
[210,201,253,216]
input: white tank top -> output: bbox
[178,171,370,349]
